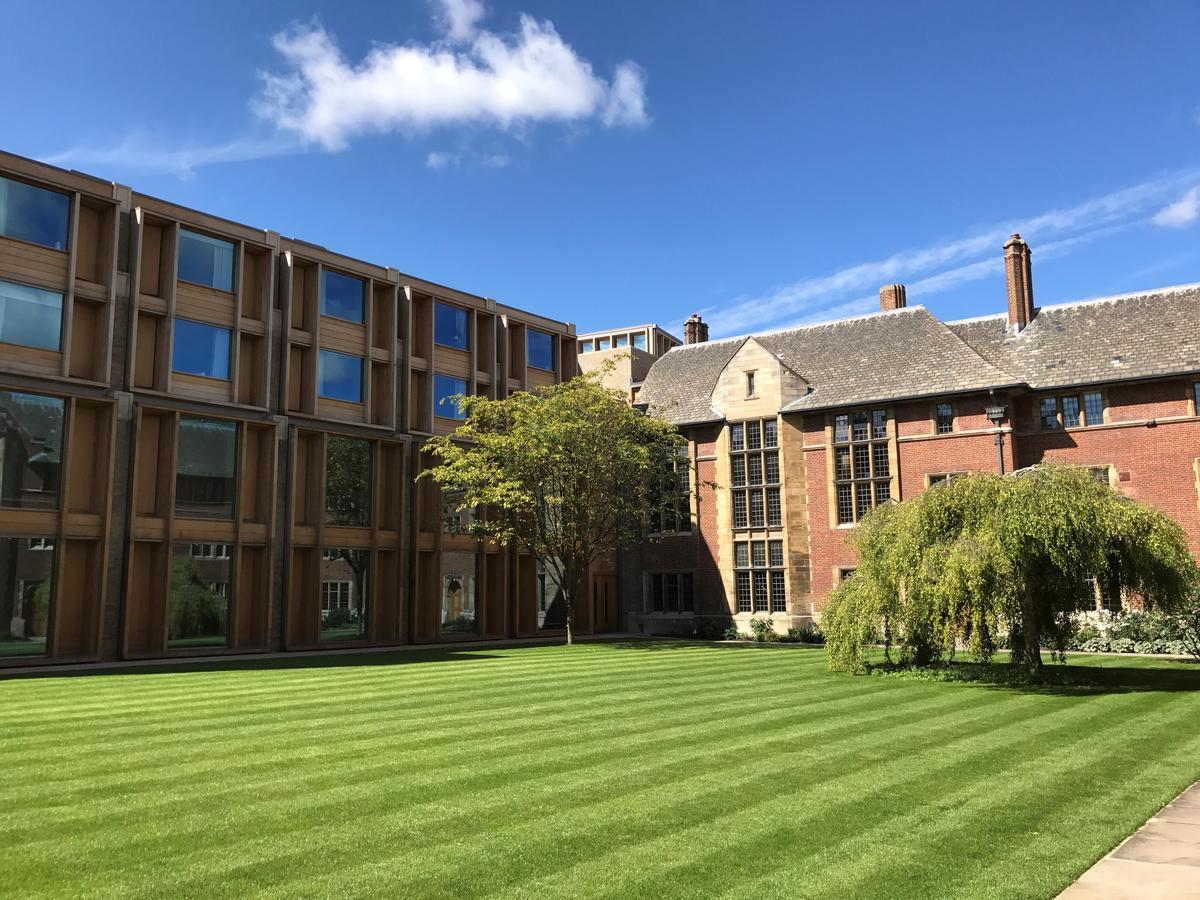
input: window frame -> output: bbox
[527,328,556,372]
[319,267,366,324]
[177,228,236,293]
[317,348,365,404]
[832,407,893,526]
[729,418,781,534]
[0,277,65,352]
[934,402,954,435]
[0,174,72,251]
[433,373,469,421]
[646,571,695,614]
[172,318,232,381]
[433,301,470,351]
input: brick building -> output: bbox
[632,236,1200,634]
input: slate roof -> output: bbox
[638,282,1200,425]
[947,283,1200,391]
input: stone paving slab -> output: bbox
[1059,782,1200,899]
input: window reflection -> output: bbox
[178,229,235,292]
[0,390,64,509]
[318,349,364,403]
[434,374,467,420]
[434,302,469,350]
[0,537,55,658]
[168,543,231,649]
[441,551,478,634]
[321,547,369,641]
[528,329,555,371]
[321,269,365,323]
[325,436,372,527]
[0,176,70,250]
[175,416,236,519]
[0,279,63,351]
[173,319,231,379]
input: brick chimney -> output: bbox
[1004,233,1034,332]
[684,313,708,344]
[879,284,907,311]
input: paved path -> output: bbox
[1059,781,1200,898]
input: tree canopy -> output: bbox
[420,368,689,643]
[823,464,1198,675]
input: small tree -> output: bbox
[420,369,689,643]
[824,465,1198,675]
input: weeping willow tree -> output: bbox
[824,464,1198,675]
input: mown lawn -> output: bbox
[2,642,1199,899]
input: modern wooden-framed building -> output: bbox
[0,148,583,668]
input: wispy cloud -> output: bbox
[45,132,302,179]
[1152,186,1200,228]
[425,148,511,170]
[706,171,1200,338]
[48,0,646,177]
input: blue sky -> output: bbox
[4,0,1198,338]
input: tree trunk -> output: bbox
[1019,586,1043,677]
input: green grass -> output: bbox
[2,642,1199,899]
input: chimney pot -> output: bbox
[684,313,709,344]
[879,284,907,311]
[1004,234,1034,332]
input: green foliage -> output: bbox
[420,365,689,642]
[692,618,734,641]
[1066,606,1200,657]
[824,465,1199,675]
[722,623,742,641]
[748,617,779,642]
[781,624,825,644]
[169,557,227,642]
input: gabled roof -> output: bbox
[639,307,1016,424]
[948,283,1200,391]
[638,281,1200,426]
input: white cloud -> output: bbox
[1152,186,1200,228]
[425,150,457,169]
[256,11,648,152]
[706,170,1200,337]
[435,0,486,42]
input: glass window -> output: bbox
[749,490,765,527]
[434,373,468,420]
[746,372,756,397]
[321,548,370,641]
[0,390,64,509]
[176,416,236,519]
[753,571,768,612]
[614,334,629,349]
[837,484,854,525]
[632,333,647,351]
[434,302,469,350]
[597,337,611,351]
[746,421,761,451]
[834,415,849,444]
[325,436,372,527]
[768,540,784,567]
[320,269,365,323]
[766,487,782,526]
[734,542,749,568]
[580,340,593,354]
[441,550,478,634]
[735,571,751,613]
[770,571,786,612]
[751,541,766,567]
[732,492,748,528]
[1083,392,1104,426]
[731,456,746,487]
[168,543,231,649]
[178,229,235,292]
[528,329,555,371]
[1039,398,1059,430]
[0,279,63,351]
[763,420,778,448]
[935,403,954,434]
[318,349,363,403]
[1061,395,1081,428]
[730,423,744,452]
[173,319,230,380]
[764,451,779,484]
[0,537,56,658]
[0,175,70,250]
[680,573,694,612]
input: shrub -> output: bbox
[694,618,734,641]
[748,617,778,642]
[722,623,742,641]
[782,624,825,645]
[1181,595,1200,661]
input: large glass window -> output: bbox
[0,175,70,250]
[435,302,469,350]
[325,436,372,527]
[632,332,647,351]
[0,391,64,509]
[173,319,230,380]
[321,269,365,323]
[441,551,478,634]
[528,329,555,371]
[730,419,781,531]
[0,537,56,658]
[168,543,231,649]
[0,279,63,351]
[318,349,364,403]
[175,416,236,519]
[833,408,891,525]
[434,374,468,420]
[178,229,235,292]
[647,571,694,613]
[321,548,369,641]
